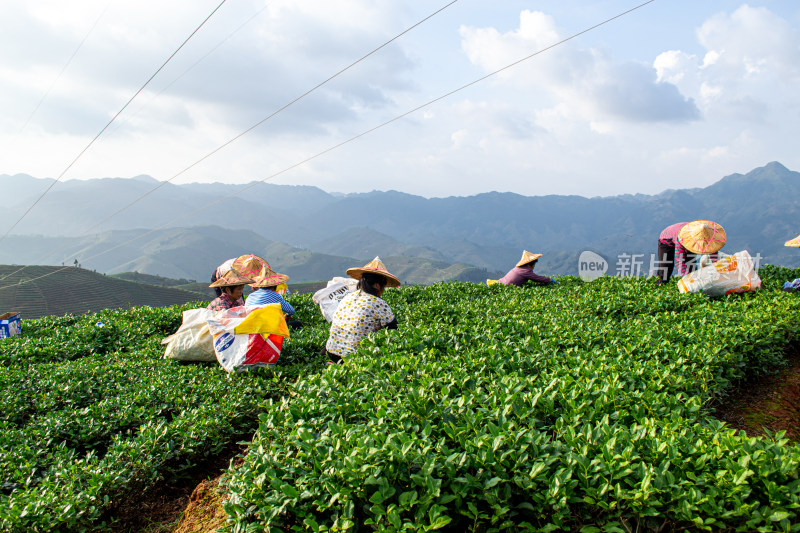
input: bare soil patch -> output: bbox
[103,443,246,533]
[712,349,800,442]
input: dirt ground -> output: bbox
[109,351,800,533]
[105,445,246,533]
[712,349,800,441]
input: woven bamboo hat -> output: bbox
[209,269,255,288]
[785,235,800,247]
[232,254,270,278]
[677,220,726,254]
[516,250,543,268]
[250,265,290,288]
[346,256,401,288]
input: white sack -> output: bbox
[162,308,216,362]
[678,250,761,297]
[312,277,358,322]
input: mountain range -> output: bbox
[1,161,799,282]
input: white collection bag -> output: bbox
[678,250,761,297]
[312,276,358,322]
[162,308,217,362]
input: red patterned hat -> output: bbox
[232,254,270,278]
[250,265,290,288]
[209,269,255,288]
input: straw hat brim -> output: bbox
[785,236,800,248]
[346,267,401,288]
[209,278,253,288]
[516,253,543,268]
[677,220,727,254]
[209,272,255,288]
[251,273,290,288]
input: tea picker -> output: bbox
[492,250,557,287]
[654,220,726,284]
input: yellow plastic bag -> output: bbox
[234,304,290,338]
[486,279,499,286]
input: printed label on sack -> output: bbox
[215,332,235,352]
[326,285,352,301]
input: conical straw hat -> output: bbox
[209,269,255,288]
[231,254,270,278]
[516,250,543,268]
[785,235,800,247]
[346,256,401,288]
[677,220,726,254]
[250,265,290,288]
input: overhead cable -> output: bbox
[0,0,462,284]
[19,1,113,134]
[80,0,463,236]
[0,0,229,246]
[0,0,657,294]
[105,2,272,139]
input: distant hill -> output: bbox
[0,226,504,286]
[111,271,198,287]
[111,272,217,299]
[0,265,208,319]
[3,162,800,277]
[310,227,446,262]
[111,271,327,296]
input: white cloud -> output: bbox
[697,5,800,82]
[460,10,699,125]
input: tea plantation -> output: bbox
[2,266,800,532]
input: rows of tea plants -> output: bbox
[0,295,330,532]
[223,266,800,532]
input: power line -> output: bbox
[0,0,462,283]
[0,0,229,246]
[19,1,113,134]
[79,0,463,236]
[104,2,272,140]
[0,0,657,294]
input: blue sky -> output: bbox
[1,0,798,198]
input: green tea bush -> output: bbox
[0,294,328,532]
[223,273,800,532]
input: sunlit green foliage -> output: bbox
[3,267,800,532]
[0,296,325,532]
[223,269,800,532]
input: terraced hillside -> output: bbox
[0,265,208,319]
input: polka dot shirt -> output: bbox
[326,290,395,356]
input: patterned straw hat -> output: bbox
[209,269,255,288]
[516,250,543,267]
[346,256,401,288]
[231,254,270,278]
[678,220,726,254]
[785,235,800,247]
[250,265,290,288]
